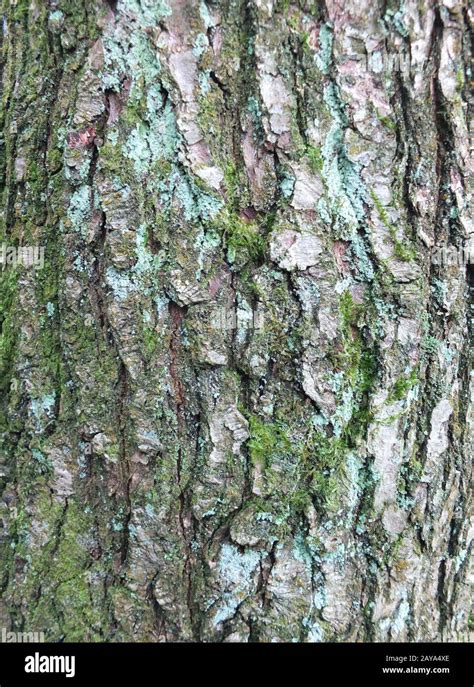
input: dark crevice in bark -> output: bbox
[89,210,110,339]
[168,300,199,638]
[257,539,277,612]
[116,358,132,567]
[431,7,459,247]
[104,0,118,12]
[436,557,448,635]
[392,73,420,244]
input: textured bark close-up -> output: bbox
[0,0,472,642]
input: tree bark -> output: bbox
[0,0,472,642]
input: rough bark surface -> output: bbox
[0,0,472,642]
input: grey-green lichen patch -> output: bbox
[212,543,261,627]
[66,185,92,235]
[315,23,333,75]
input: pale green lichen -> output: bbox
[315,23,333,75]
[213,543,261,626]
[122,91,180,176]
[106,267,136,300]
[30,392,56,430]
[66,185,91,235]
[134,224,164,278]
[193,32,209,58]
[101,3,166,92]
[122,0,172,26]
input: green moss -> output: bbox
[223,213,265,264]
[197,87,225,150]
[143,324,159,356]
[387,370,418,402]
[455,68,465,93]
[308,434,346,511]
[306,144,324,173]
[369,189,416,262]
[375,109,396,131]
[34,238,69,412]
[224,162,241,208]
[327,290,378,441]
[0,269,19,398]
[46,147,63,174]
[340,290,362,328]
[407,453,423,485]
[248,416,291,469]
[338,291,364,381]
[222,162,252,223]
[275,0,291,13]
[312,472,340,511]
[100,140,129,179]
[287,487,313,513]
[18,496,110,640]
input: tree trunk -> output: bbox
[0,0,471,642]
